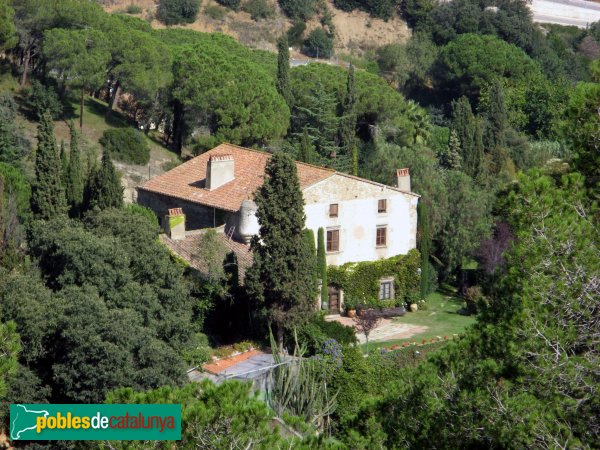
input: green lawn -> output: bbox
[360,290,477,353]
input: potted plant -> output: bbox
[344,295,357,318]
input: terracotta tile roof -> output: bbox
[139,143,336,212]
[160,229,253,281]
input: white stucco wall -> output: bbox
[303,174,419,267]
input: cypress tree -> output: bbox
[59,140,68,187]
[317,227,328,309]
[276,35,292,107]
[303,228,318,290]
[84,151,123,211]
[66,122,84,211]
[299,127,314,164]
[441,129,462,170]
[31,112,67,219]
[452,96,483,179]
[484,80,508,151]
[339,65,357,157]
[245,152,317,349]
[351,145,359,176]
[418,202,432,299]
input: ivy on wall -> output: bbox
[328,249,420,309]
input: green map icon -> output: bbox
[10,404,49,440]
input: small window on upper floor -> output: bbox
[329,203,339,218]
[378,199,387,213]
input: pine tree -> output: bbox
[317,227,328,309]
[417,202,431,299]
[245,152,317,348]
[84,151,123,211]
[276,35,292,107]
[31,112,67,219]
[441,129,462,170]
[59,140,68,187]
[66,123,84,211]
[451,96,483,179]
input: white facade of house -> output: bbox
[303,173,419,267]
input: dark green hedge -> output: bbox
[99,128,150,165]
[328,249,420,309]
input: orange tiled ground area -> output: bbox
[202,349,263,374]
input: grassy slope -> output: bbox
[361,290,477,353]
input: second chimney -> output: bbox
[165,208,186,240]
[206,154,234,190]
[396,168,411,192]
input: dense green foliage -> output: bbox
[317,227,328,309]
[100,128,151,165]
[171,40,289,150]
[157,0,201,25]
[304,27,334,58]
[328,249,420,308]
[84,151,123,211]
[246,153,317,347]
[105,380,316,449]
[0,93,30,166]
[31,112,67,220]
[295,315,357,355]
[24,80,63,120]
[333,0,397,20]
[0,0,16,51]
[0,208,201,403]
[65,124,84,212]
[276,35,292,107]
[0,320,19,404]
[344,171,599,447]
[279,0,317,20]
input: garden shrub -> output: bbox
[278,0,316,21]
[24,80,63,120]
[99,128,150,165]
[294,315,357,355]
[157,0,201,25]
[204,4,227,19]
[463,285,483,314]
[216,0,241,10]
[328,249,420,309]
[125,4,143,14]
[242,0,275,20]
[125,204,158,228]
[287,21,306,47]
[182,332,211,367]
[304,28,334,58]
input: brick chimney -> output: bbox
[396,168,411,192]
[165,208,185,240]
[206,154,234,190]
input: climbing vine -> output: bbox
[328,249,420,309]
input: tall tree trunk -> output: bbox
[79,88,84,129]
[172,101,184,155]
[20,47,31,86]
[106,82,121,118]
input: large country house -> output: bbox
[137,143,419,314]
